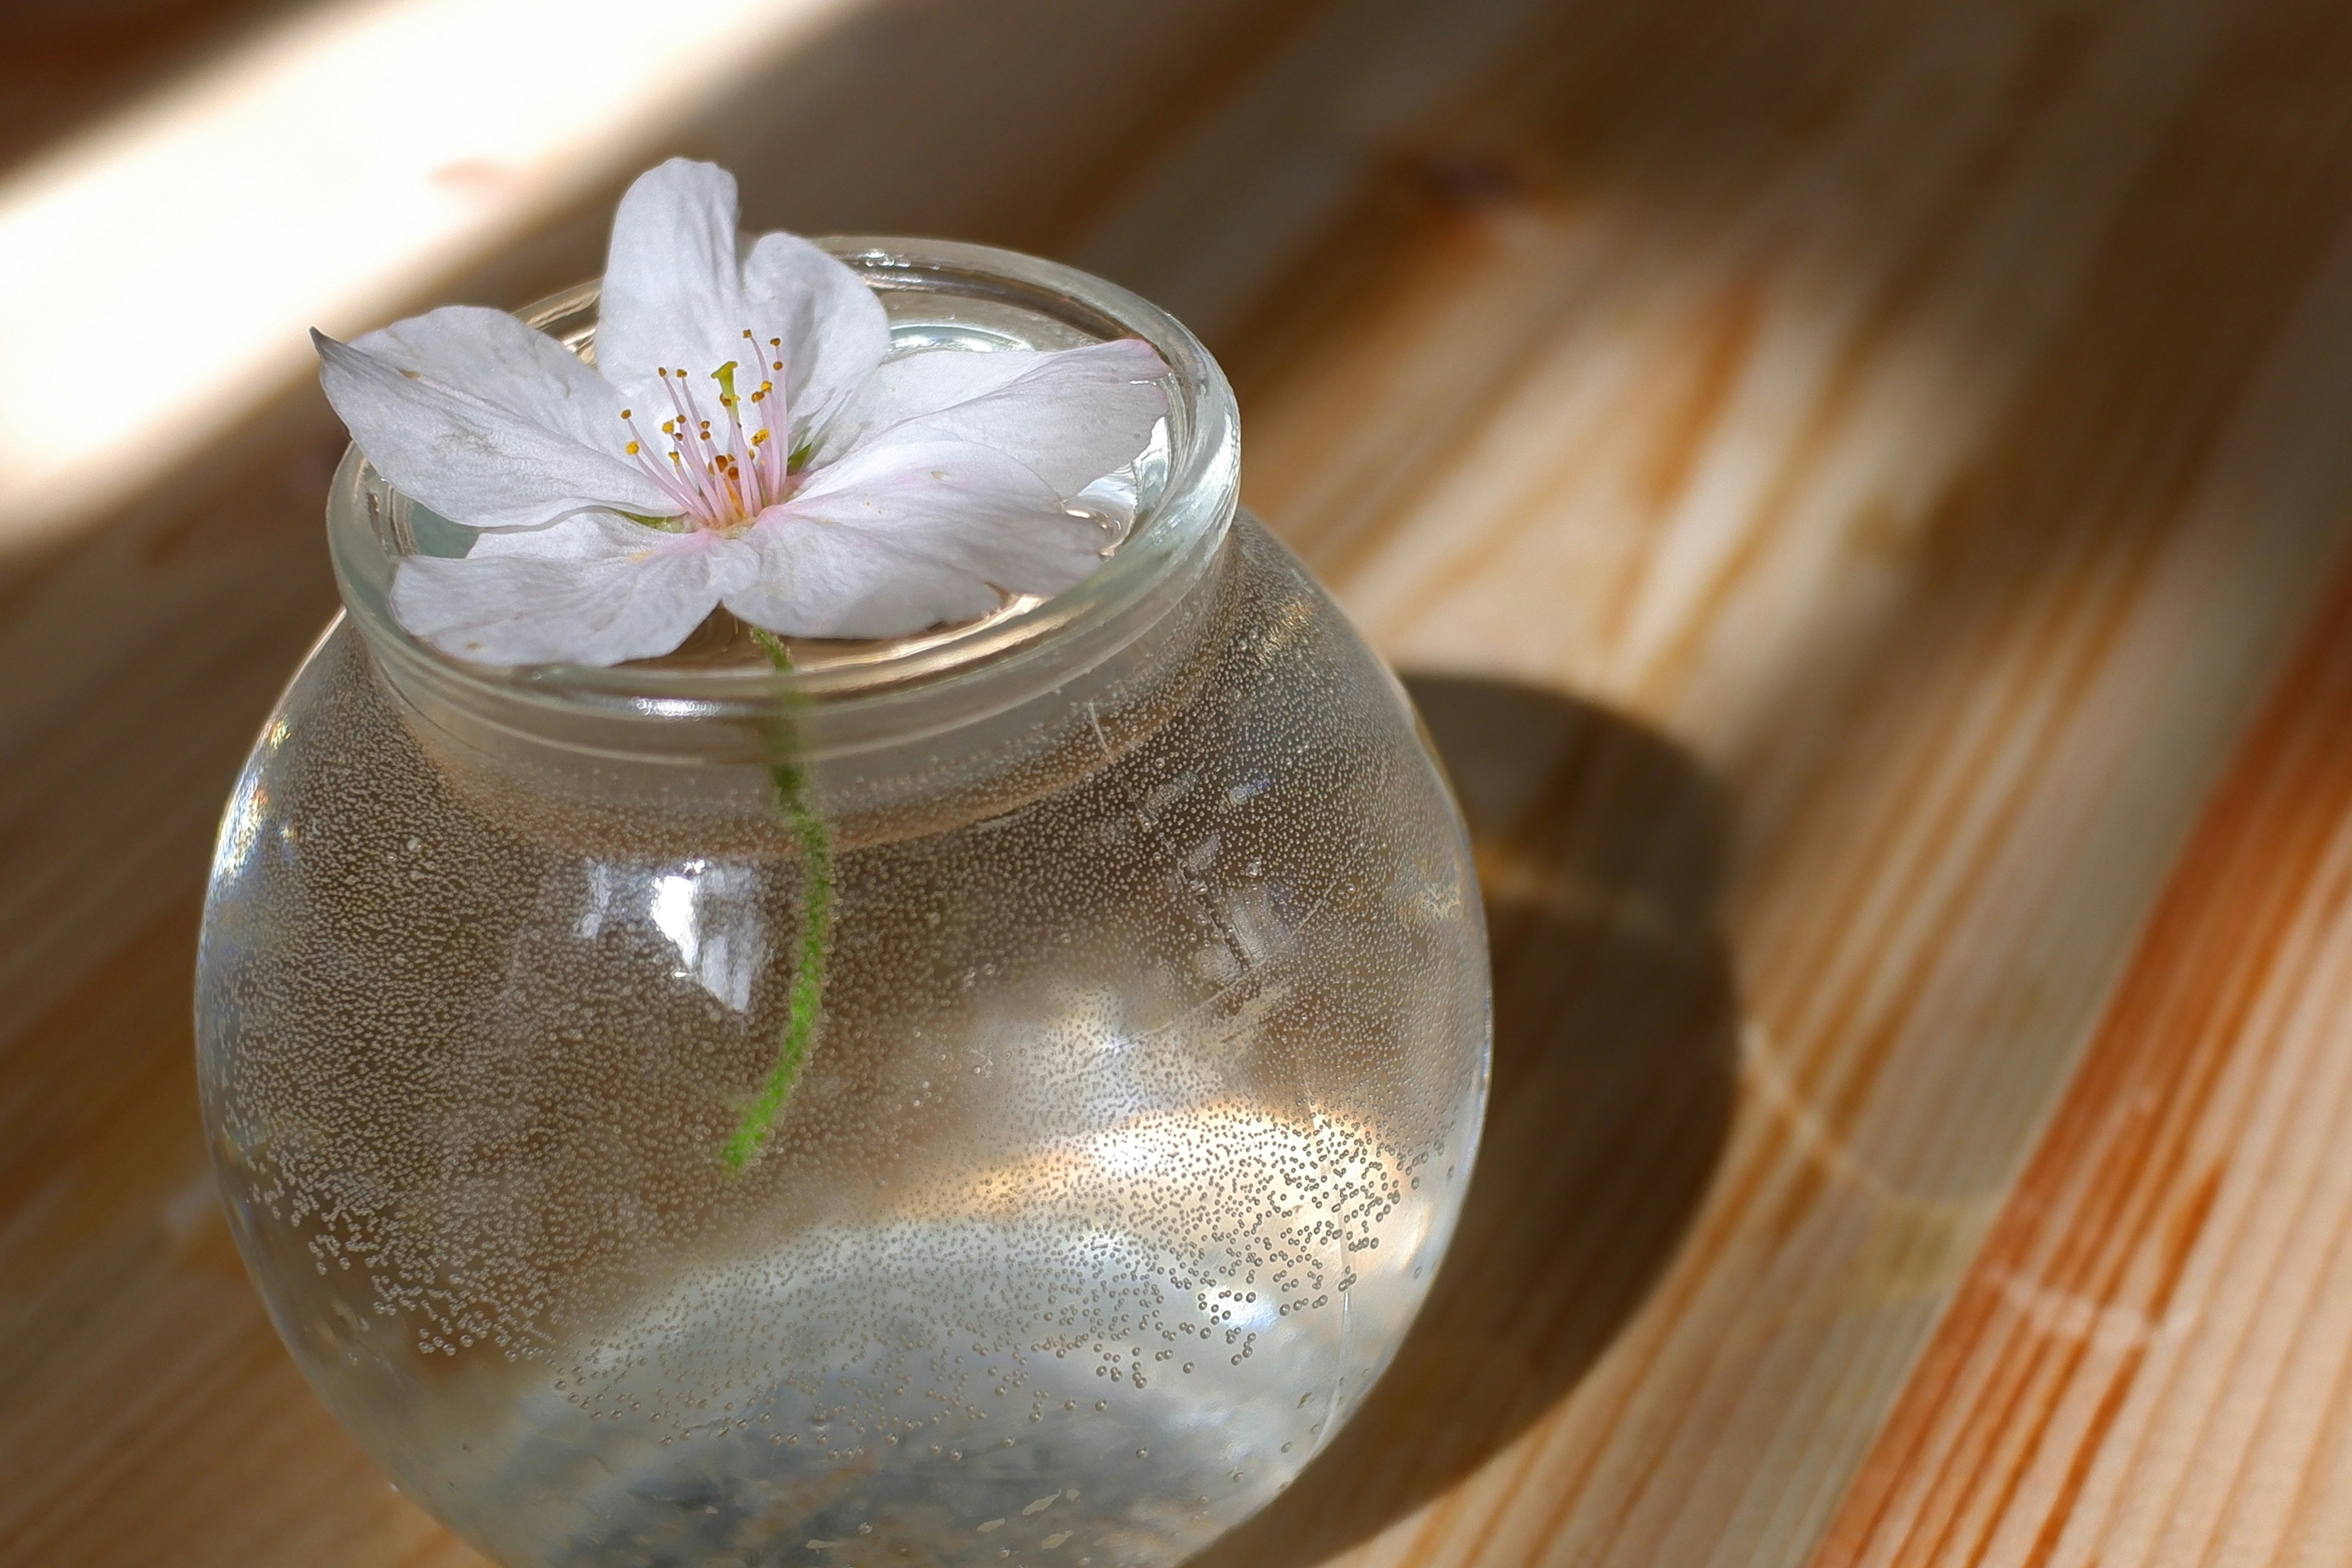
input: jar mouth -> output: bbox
[326,236,1239,748]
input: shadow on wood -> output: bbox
[1202,673,1738,1568]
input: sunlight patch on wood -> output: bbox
[0,0,869,555]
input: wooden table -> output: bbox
[9,1,2352,1564]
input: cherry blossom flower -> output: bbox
[313,159,1169,666]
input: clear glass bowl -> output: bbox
[195,240,1491,1568]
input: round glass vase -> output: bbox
[195,239,1491,1568]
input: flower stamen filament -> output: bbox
[621,335,796,532]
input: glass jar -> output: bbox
[196,239,1490,1568]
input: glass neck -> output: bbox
[326,238,1241,776]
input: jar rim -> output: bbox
[325,236,1240,747]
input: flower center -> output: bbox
[618,330,796,532]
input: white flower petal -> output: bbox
[315,332,677,529]
[726,440,1107,638]
[595,159,750,391]
[354,305,627,454]
[462,510,676,560]
[391,512,742,666]
[826,339,1169,496]
[826,346,1031,445]
[741,231,890,439]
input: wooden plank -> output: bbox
[1806,521,2352,1568]
[1163,2,2352,1566]
[0,0,305,172]
[12,0,2352,1565]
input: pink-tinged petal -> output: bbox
[315,332,677,529]
[726,440,1108,638]
[741,231,889,437]
[824,339,1169,496]
[391,513,742,666]
[594,159,750,392]
[355,305,626,454]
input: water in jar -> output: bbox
[198,520,1490,1568]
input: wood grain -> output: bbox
[11,0,2352,1566]
[1172,2,2352,1566]
[1806,505,2352,1568]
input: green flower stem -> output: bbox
[722,630,835,1170]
